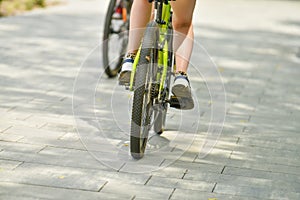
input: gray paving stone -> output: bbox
[0,124,12,133]
[194,147,232,164]
[230,145,300,167]
[237,137,299,152]
[0,159,22,170]
[0,133,24,142]
[182,166,300,195]
[101,180,173,199]
[0,162,108,191]
[222,174,300,193]
[0,182,130,200]
[183,170,221,183]
[0,141,44,153]
[171,189,260,200]
[240,130,300,146]
[1,118,43,130]
[146,176,215,192]
[214,183,300,199]
[0,110,32,121]
[4,125,84,149]
[172,160,224,174]
[25,113,75,129]
[151,165,187,179]
[0,145,124,172]
[4,125,66,138]
[226,159,300,175]
[224,166,300,184]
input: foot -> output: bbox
[118,57,133,86]
[171,72,194,110]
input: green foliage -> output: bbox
[0,0,48,16]
[35,0,46,7]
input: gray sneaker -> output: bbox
[171,73,194,110]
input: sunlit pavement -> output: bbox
[0,0,300,199]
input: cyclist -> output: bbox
[119,0,196,109]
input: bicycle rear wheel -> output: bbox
[153,85,169,134]
[130,22,159,159]
[103,0,131,78]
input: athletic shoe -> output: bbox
[171,73,194,110]
[118,57,133,86]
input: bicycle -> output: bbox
[129,0,184,159]
[103,0,133,77]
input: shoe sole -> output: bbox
[171,85,194,110]
[118,71,131,86]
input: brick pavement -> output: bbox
[0,0,300,199]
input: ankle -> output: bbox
[124,52,137,60]
[175,71,188,77]
[174,71,190,86]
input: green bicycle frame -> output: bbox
[129,2,172,93]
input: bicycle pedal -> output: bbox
[169,96,194,110]
[169,96,181,109]
[125,85,130,90]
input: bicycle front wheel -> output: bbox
[130,22,159,159]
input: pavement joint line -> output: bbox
[228,151,233,159]
[220,166,226,174]
[200,111,205,117]
[242,126,246,132]
[168,188,176,200]
[247,115,252,122]
[16,136,25,142]
[159,159,166,167]
[192,154,198,162]
[191,154,198,162]
[12,161,25,170]
[97,181,108,192]
[117,162,126,172]
[59,96,68,102]
[1,126,12,133]
[23,114,33,121]
[0,180,102,193]
[181,169,188,179]
[235,137,240,144]
[131,195,136,200]
[144,175,152,185]
[38,123,48,129]
[170,145,177,152]
[211,183,217,193]
[36,145,48,154]
[7,106,17,112]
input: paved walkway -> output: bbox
[0,0,300,199]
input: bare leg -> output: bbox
[127,0,152,53]
[170,0,196,73]
[119,0,152,85]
